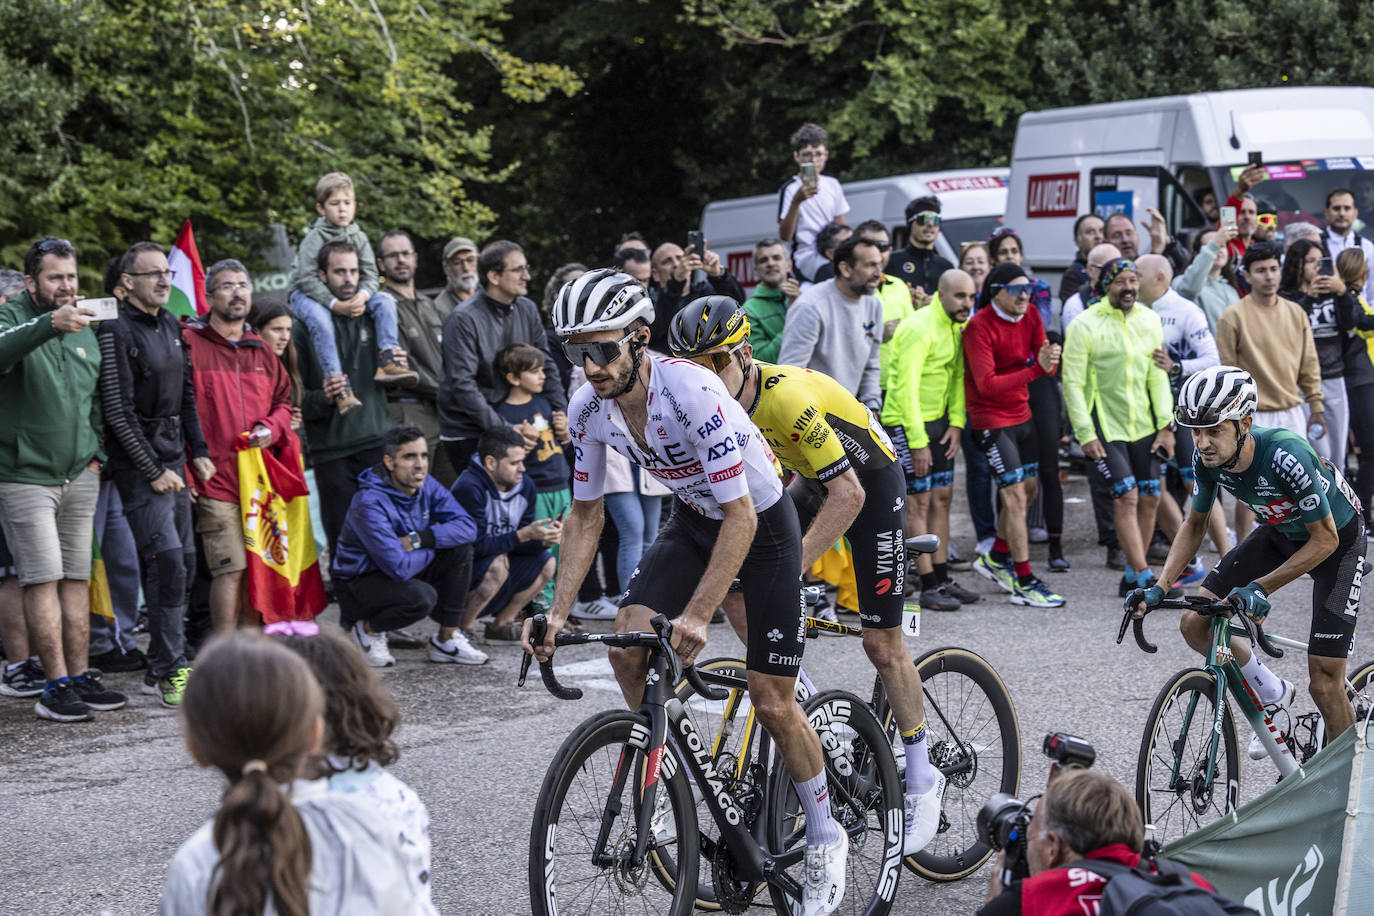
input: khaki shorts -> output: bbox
[0,469,100,585]
[195,496,246,576]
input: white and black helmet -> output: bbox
[1175,366,1258,428]
[553,269,655,336]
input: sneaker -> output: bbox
[1028,526,1049,544]
[1139,573,1183,600]
[1047,540,1071,572]
[812,596,841,632]
[919,586,960,612]
[374,349,419,387]
[1010,575,1066,608]
[428,632,489,665]
[72,670,128,711]
[461,624,482,646]
[386,627,426,650]
[1178,558,1207,585]
[1105,545,1126,571]
[351,621,395,668]
[1248,679,1297,760]
[973,552,1015,594]
[484,619,525,644]
[975,536,995,556]
[34,680,92,722]
[141,667,192,708]
[799,822,848,916]
[1147,535,1172,564]
[903,771,946,855]
[1,659,46,698]
[572,596,619,621]
[946,540,972,572]
[941,579,980,604]
[88,646,147,673]
[564,616,587,635]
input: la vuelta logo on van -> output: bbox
[1026,172,1080,218]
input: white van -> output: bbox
[700,168,1008,289]
[1006,86,1374,280]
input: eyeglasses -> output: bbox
[562,330,636,367]
[126,269,177,281]
[911,213,942,227]
[213,281,252,293]
[796,149,827,162]
[500,264,533,275]
[448,254,478,266]
[862,239,892,252]
[996,282,1035,298]
[381,249,416,260]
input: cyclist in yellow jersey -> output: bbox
[670,295,947,857]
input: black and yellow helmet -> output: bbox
[668,296,750,358]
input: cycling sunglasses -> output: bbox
[687,344,743,373]
[562,330,636,367]
[1257,214,1278,228]
[911,213,941,227]
[996,282,1035,298]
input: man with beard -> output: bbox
[435,236,478,313]
[741,237,799,363]
[1062,259,1176,598]
[1321,188,1374,302]
[184,259,295,633]
[378,229,457,486]
[778,235,885,411]
[888,196,953,307]
[0,238,125,722]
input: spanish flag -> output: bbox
[89,530,116,625]
[238,433,327,624]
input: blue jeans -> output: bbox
[289,288,399,377]
[961,428,997,542]
[605,484,663,594]
[88,480,143,655]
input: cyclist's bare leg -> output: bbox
[1309,654,1355,737]
[746,669,824,781]
[862,626,925,729]
[608,602,657,708]
[911,491,934,576]
[1114,489,1148,573]
[930,486,953,566]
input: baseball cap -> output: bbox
[443,237,477,261]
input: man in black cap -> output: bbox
[888,196,953,308]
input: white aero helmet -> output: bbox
[1175,365,1258,428]
[553,268,655,336]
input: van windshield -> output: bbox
[1211,161,1374,236]
[942,216,1004,251]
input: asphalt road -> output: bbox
[2,472,1370,915]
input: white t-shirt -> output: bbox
[778,174,849,266]
[568,357,783,519]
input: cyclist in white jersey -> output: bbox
[523,269,849,916]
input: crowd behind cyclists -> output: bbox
[1,120,1369,914]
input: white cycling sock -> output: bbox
[1241,655,1284,704]
[902,721,937,794]
[793,771,841,845]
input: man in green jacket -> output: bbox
[0,237,126,722]
[741,238,798,363]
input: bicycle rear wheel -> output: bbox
[529,709,698,916]
[767,690,904,916]
[1135,667,1239,848]
[879,646,1022,881]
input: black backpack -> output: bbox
[1069,857,1260,916]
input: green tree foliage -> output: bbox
[0,0,579,280]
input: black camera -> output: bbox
[978,792,1032,852]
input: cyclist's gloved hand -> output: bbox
[1124,585,1165,617]
[1228,581,1271,622]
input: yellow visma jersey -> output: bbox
[747,363,896,482]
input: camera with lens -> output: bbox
[977,732,1096,885]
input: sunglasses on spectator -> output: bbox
[862,238,892,252]
[989,227,1020,242]
[911,213,941,227]
[996,282,1035,297]
[38,238,74,255]
[1257,214,1278,227]
[616,247,650,263]
[562,330,636,367]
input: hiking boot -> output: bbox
[484,619,525,644]
[941,579,981,604]
[1248,679,1297,760]
[1,659,46,698]
[72,670,128,711]
[1010,575,1065,608]
[903,771,946,855]
[142,667,192,708]
[88,646,147,673]
[350,621,394,668]
[428,632,488,665]
[35,680,93,722]
[919,586,961,612]
[1047,540,1071,572]
[335,382,363,415]
[799,823,848,916]
[374,349,419,387]
[973,552,1015,594]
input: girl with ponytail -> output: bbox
[160,632,414,915]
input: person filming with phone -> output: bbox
[778,122,849,282]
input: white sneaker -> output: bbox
[812,598,841,634]
[903,771,945,855]
[799,821,847,916]
[352,622,395,668]
[572,596,620,621]
[428,632,488,665]
[1248,679,1296,760]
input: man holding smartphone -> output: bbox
[1321,188,1374,303]
[1061,258,1178,598]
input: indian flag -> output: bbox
[166,219,208,318]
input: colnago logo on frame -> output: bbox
[677,716,743,824]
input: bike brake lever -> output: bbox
[523,615,583,700]
[1116,608,1132,645]
[518,615,543,687]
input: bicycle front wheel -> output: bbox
[881,646,1022,881]
[529,709,698,916]
[767,690,904,916]
[1348,659,1374,724]
[1135,667,1239,847]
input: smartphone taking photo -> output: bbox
[1318,257,1335,277]
[800,162,818,187]
[82,297,120,321]
[1247,150,1264,169]
[686,230,706,259]
[1220,205,1237,228]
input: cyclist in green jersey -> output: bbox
[1127,365,1364,744]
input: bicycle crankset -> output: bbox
[710,842,756,915]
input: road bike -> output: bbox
[523,614,905,916]
[1120,595,1374,846]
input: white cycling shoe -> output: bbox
[903,771,946,855]
[1248,678,1297,760]
[799,820,848,916]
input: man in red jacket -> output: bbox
[183,260,295,631]
[963,263,1064,607]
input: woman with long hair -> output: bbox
[1173,225,1241,333]
[249,298,305,432]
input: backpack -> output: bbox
[1069,857,1260,916]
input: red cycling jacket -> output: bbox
[1020,844,1215,915]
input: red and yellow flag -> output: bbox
[238,433,327,624]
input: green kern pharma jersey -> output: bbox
[1192,426,1359,541]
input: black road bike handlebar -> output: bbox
[1118,594,1283,659]
[519,614,729,702]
